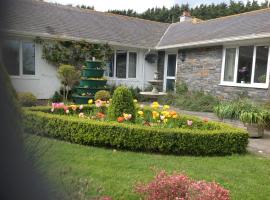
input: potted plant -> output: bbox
[240,109,270,138]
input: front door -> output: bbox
[164,53,177,91]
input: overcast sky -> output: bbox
[45,0,266,13]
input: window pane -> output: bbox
[237,46,253,83]
[22,41,35,75]
[167,54,176,77]
[128,52,137,78]
[2,40,20,76]
[116,50,127,78]
[254,46,269,83]
[105,54,114,77]
[166,79,175,91]
[223,48,236,82]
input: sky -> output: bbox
[45,0,266,13]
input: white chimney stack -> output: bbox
[180,11,192,22]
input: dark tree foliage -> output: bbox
[76,5,95,10]
[108,0,270,23]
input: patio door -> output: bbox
[164,53,177,91]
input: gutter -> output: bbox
[156,33,270,50]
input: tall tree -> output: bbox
[108,0,270,23]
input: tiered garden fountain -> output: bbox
[72,58,107,104]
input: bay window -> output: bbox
[2,39,35,76]
[106,50,137,79]
[221,45,270,88]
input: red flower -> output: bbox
[117,116,125,123]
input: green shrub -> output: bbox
[128,86,143,101]
[174,91,219,112]
[176,82,188,95]
[94,90,111,101]
[22,107,249,155]
[18,92,37,107]
[51,91,62,103]
[108,86,136,121]
[214,98,257,120]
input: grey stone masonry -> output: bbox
[176,46,270,101]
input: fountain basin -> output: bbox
[85,60,102,69]
[79,79,107,87]
[81,68,104,78]
[72,94,93,104]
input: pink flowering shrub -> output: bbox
[135,171,230,200]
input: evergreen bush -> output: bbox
[108,86,136,122]
[94,90,111,101]
[17,92,37,107]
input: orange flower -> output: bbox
[117,116,125,123]
[203,118,209,123]
[97,112,105,119]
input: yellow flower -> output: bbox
[163,105,170,110]
[88,99,93,105]
[133,99,138,103]
[172,114,178,119]
[70,104,77,111]
[164,118,168,123]
[123,113,132,120]
[161,111,170,118]
[138,111,144,116]
[151,102,160,109]
[152,111,159,119]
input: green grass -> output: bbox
[26,135,270,200]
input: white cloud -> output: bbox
[45,0,175,13]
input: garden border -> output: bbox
[22,107,249,155]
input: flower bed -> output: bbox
[22,101,248,155]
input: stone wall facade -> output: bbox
[176,46,270,101]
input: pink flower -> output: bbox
[79,105,83,110]
[187,120,193,126]
[95,99,102,108]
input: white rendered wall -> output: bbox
[10,43,156,98]
[11,43,61,99]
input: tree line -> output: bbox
[107,0,269,23]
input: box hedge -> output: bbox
[22,107,249,155]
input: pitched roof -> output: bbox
[2,0,169,48]
[157,8,270,49]
[2,0,270,50]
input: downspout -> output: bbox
[142,48,151,91]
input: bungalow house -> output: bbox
[1,0,270,100]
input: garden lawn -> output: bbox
[26,135,270,200]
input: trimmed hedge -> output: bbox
[22,107,249,155]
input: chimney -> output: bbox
[180,11,192,22]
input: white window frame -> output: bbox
[220,45,270,89]
[109,49,138,80]
[8,39,37,79]
[163,52,177,91]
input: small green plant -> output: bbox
[94,90,111,101]
[240,110,270,127]
[214,99,257,120]
[17,92,37,107]
[108,86,136,122]
[58,64,80,100]
[51,91,63,102]
[175,82,188,95]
